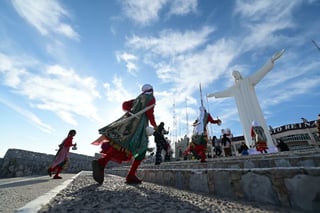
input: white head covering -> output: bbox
[145,126,155,136]
[141,84,153,94]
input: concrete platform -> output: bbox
[0,173,78,213]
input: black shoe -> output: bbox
[92,160,104,185]
[126,175,142,184]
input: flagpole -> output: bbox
[312,40,320,52]
[199,83,204,108]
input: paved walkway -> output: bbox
[0,173,77,213]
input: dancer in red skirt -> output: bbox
[91,84,157,185]
[48,130,77,179]
[184,106,221,163]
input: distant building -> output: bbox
[174,135,190,159]
[269,120,319,151]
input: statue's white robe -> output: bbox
[208,59,275,149]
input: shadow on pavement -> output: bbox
[0,179,49,188]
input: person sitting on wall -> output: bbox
[316,114,320,137]
[277,139,289,152]
[221,133,232,157]
[212,135,222,157]
[238,142,249,156]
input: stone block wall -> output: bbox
[0,149,95,178]
[108,150,320,212]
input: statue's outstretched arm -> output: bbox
[207,86,234,98]
[250,49,285,85]
[272,49,285,62]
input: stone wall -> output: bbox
[0,149,96,178]
[2,148,320,211]
[108,150,320,212]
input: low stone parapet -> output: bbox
[0,149,95,178]
[141,149,320,170]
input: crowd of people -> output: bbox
[46,82,317,185]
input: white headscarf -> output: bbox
[141,84,153,94]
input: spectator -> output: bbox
[239,142,249,156]
[277,139,289,152]
[221,133,232,157]
[212,136,222,157]
[316,114,320,137]
[154,122,169,165]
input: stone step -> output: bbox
[141,149,320,169]
[107,149,320,212]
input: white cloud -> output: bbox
[127,26,215,56]
[0,53,22,87]
[234,0,301,21]
[116,52,138,75]
[234,0,303,51]
[260,58,320,106]
[264,78,320,106]
[125,27,236,101]
[168,0,198,16]
[121,0,198,26]
[0,53,101,126]
[0,96,54,133]
[102,77,143,123]
[11,0,79,40]
[56,23,78,39]
[121,0,167,26]
[103,76,134,103]
[21,65,101,124]
[150,39,237,101]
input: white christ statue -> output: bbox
[207,49,285,151]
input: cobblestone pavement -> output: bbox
[38,171,300,213]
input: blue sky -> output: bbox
[0,0,319,158]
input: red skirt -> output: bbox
[100,142,132,163]
[92,135,132,163]
[255,142,268,152]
